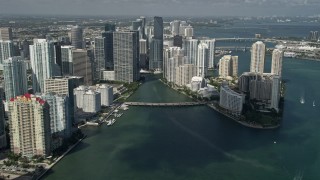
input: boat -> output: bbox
[300,97,305,104]
[284,52,296,58]
[313,100,316,107]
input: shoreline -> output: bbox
[159,79,280,130]
[36,137,85,180]
[207,103,280,129]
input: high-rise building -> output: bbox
[3,57,28,100]
[170,20,180,36]
[153,16,163,40]
[149,38,163,70]
[131,19,142,31]
[201,39,216,68]
[72,49,93,85]
[197,43,209,77]
[97,84,113,106]
[173,35,183,48]
[44,76,84,123]
[94,37,105,80]
[164,47,185,82]
[219,84,244,116]
[30,39,60,93]
[250,41,266,73]
[149,16,163,70]
[40,93,71,137]
[0,28,13,41]
[184,26,194,38]
[175,64,197,86]
[249,74,273,101]
[113,31,140,83]
[218,55,238,78]
[102,31,114,69]
[61,45,74,75]
[0,96,6,149]
[71,25,83,49]
[139,39,148,69]
[271,49,283,77]
[271,76,281,111]
[74,86,87,109]
[105,23,116,32]
[183,39,198,64]
[0,40,13,69]
[139,16,146,39]
[8,94,51,157]
[83,90,101,113]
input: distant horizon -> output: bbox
[1,0,320,18]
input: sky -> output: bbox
[1,0,320,17]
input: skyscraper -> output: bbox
[94,37,105,80]
[271,49,283,77]
[250,41,266,73]
[153,16,163,40]
[44,76,84,123]
[40,93,70,137]
[0,40,13,69]
[271,76,281,112]
[149,16,163,70]
[72,49,92,85]
[197,43,209,77]
[139,39,148,69]
[71,25,83,49]
[30,39,59,93]
[0,95,6,149]
[219,55,238,78]
[171,20,180,36]
[102,31,114,70]
[61,45,74,75]
[149,38,163,70]
[0,27,13,41]
[113,31,140,83]
[8,94,51,157]
[3,57,28,100]
[183,39,198,64]
[201,39,216,68]
[97,84,113,107]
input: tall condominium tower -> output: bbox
[149,38,163,70]
[72,49,93,85]
[183,39,198,64]
[8,94,51,157]
[153,16,163,40]
[201,39,216,68]
[40,93,71,137]
[45,76,84,124]
[94,37,105,80]
[30,39,59,93]
[0,27,13,41]
[139,39,148,69]
[271,49,283,77]
[149,16,163,70]
[71,25,83,49]
[250,41,266,73]
[197,43,209,77]
[270,75,281,111]
[0,96,6,149]
[113,31,140,83]
[61,45,74,75]
[171,20,180,36]
[102,31,114,70]
[218,55,238,78]
[3,57,28,100]
[0,40,13,69]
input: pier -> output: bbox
[124,102,207,107]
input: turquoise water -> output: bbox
[44,53,320,179]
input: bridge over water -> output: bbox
[124,102,207,107]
